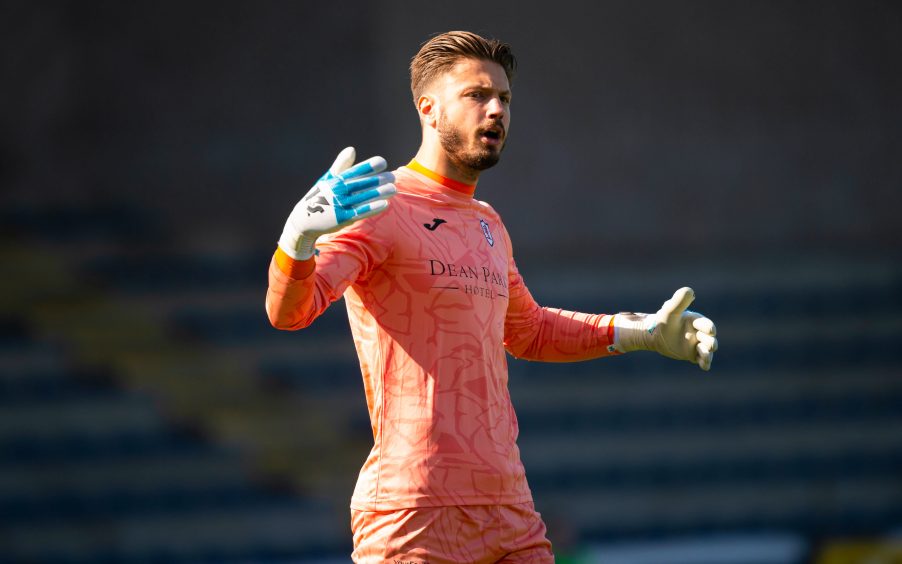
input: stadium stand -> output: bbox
[0,204,355,562]
[2,201,901,562]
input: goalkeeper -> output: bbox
[266,31,717,564]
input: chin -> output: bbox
[465,149,501,171]
[473,137,506,163]
[476,154,502,171]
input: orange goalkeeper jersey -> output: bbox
[266,160,618,511]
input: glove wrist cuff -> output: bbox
[613,313,656,353]
[277,233,318,261]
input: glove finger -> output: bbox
[697,332,718,353]
[659,287,695,322]
[339,156,388,181]
[697,349,713,371]
[338,183,396,208]
[349,199,391,221]
[327,146,356,178]
[682,310,704,335]
[683,310,703,321]
[343,172,396,194]
[692,316,717,337]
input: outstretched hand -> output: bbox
[278,147,397,260]
[614,287,718,371]
[650,287,718,371]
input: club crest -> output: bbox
[479,219,494,247]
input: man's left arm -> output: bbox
[503,261,619,362]
[502,231,717,370]
[502,220,618,362]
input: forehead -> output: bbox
[437,58,510,92]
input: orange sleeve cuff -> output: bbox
[274,246,316,279]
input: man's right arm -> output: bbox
[265,147,396,330]
[266,250,321,330]
[264,246,352,330]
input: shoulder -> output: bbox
[472,198,508,232]
[474,196,499,216]
[391,166,420,193]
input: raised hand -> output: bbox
[278,147,397,260]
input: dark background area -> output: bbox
[2,1,901,562]
[4,1,900,261]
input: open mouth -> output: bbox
[479,127,504,145]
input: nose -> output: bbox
[486,96,505,119]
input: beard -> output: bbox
[437,113,505,173]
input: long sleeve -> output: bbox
[265,211,394,330]
[502,228,617,362]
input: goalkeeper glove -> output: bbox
[613,287,718,371]
[278,147,397,260]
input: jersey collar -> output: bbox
[406,159,477,197]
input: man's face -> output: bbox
[431,58,511,173]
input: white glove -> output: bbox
[277,147,396,260]
[613,287,718,371]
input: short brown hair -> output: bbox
[410,31,517,103]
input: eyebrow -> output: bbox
[461,84,512,97]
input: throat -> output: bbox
[444,158,481,185]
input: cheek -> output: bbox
[446,109,475,132]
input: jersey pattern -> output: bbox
[266,164,618,510]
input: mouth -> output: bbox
[478,125,504,146]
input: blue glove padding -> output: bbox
[278,147,397,260]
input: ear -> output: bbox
[417,94,437,128]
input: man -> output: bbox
[266,31,717,564]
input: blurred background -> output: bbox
[1,1,901,562]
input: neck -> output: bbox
[414,143,481,186]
